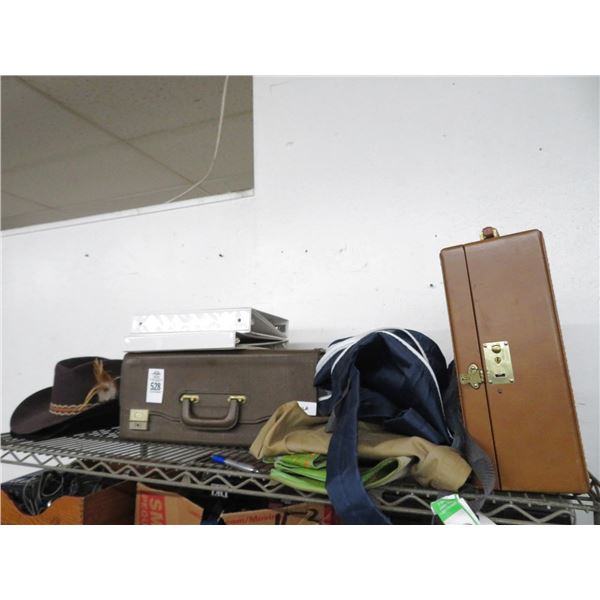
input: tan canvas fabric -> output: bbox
[250,401,471,491]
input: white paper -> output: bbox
[297,401,317,416]
[145,368,165,404]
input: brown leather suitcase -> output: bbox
[119,349,322,447]
[440,228,588,493]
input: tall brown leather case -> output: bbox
[440,229,588,493]
[119,349,322,447]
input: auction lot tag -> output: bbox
[146,368,165,404]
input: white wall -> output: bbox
[2,77,599,485]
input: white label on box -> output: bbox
[211,490,229,498]
[430,494,481,525]
[146,368,165,404]
[297,401,317,416]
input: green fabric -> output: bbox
[268,454,413,496]
[361,456,413,487]
[270,453,327,469]
[271,469,328,494]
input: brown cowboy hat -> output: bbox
[10,357,122,439]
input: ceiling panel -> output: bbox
[23,76,253,139]
[2,142,191,208]
[56,185,211,220]
[129,112,253,182]
[0,191,50,218]
[201,172,254,196]
[1,76,254,230]
[1,77,115,171]
[2,207,65,230]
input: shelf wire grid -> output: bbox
[2,428,599,525]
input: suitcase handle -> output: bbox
[480,226,499,240]
[180,394,245,431]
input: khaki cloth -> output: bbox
[250,402,471,491]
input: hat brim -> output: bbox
[10,386,119,439]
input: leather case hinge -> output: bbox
[459,364,485,389]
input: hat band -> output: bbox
[49,399,100,416]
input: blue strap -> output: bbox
[325,367,391,524]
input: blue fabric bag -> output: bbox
[314,328,493,525]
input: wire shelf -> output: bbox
[2,428,599,525]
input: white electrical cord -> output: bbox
[164,75,230,204]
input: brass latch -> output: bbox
[459,364,485,389]
[129,408,149,430]
[483,341,514,385]
[179,394,246,404]
[227,395,247,404]
[180,394,200,403]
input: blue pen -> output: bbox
[211,454,260,473]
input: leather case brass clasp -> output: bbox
[483,341,515,384]
[129,408,150,430]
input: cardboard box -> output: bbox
[134,483,338,525]
[222,502,338,525]
[275,501,338,525]
[221,508,279,525]
[1,478,136,525]
[135,483,204,524]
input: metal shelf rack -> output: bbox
[2,427,599,525]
